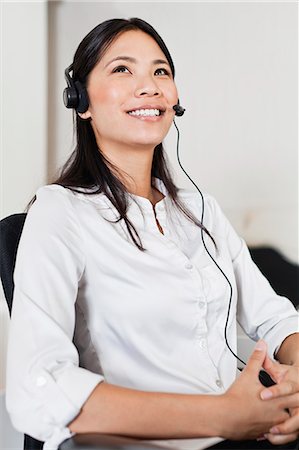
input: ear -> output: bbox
[78,110,92,120]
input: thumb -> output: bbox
[244,340,267,377]
[263,353,287,384]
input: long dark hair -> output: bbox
[28,17,215,251]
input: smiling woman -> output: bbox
[5,17,299,450]
[79,30,178,160]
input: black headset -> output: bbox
[63,64,89,114]
[63,64,186,117]
[173,101,185,117]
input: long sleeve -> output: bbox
[209,196,299,359]
[234,241,299,358]
[5,186,104,446]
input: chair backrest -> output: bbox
[0,213,44,450]
[0,213,27,314]
[249,246,299,309]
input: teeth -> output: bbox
[128,109,161,117]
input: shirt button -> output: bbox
[185,262,193,270]
[199,338,206,349]
[198,301,205,309]
[216,379,222,388]
[36,376,47,387]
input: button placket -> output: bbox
[183,262,209,315]
[198,301,206,310]
[196,321,208,336]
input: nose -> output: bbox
[134,75,162,98]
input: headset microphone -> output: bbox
[173,102,186,117]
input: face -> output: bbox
[80,29,178,151]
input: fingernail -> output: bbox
[255,340,266,351]
[269,426,279,434]
[260,389,273,400]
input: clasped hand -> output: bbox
[223,340,298,443]
[260,348,299,445]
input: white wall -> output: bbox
[1,1,48,447]
[1,0,48,383]
[1,1,48,219]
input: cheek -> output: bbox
[171,86,179,104]
[88,83,124,112]
[165,84,179,108]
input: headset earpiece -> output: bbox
[63,85,78,109]
[63,65,89,114]
[74,81,89,113]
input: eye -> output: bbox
[155,67,170,76]
[112,65,130,73]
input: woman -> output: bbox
[6,18,299,450]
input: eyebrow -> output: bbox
[105,56,170,68]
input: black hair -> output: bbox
[27,17,215,251]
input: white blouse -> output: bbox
[6,177,299,449]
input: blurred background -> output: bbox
[0,1,298,447]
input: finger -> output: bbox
[262,354,286,383]
[282,395,299,410]
[261,380,299,400]
[264,432,299,445]
[244,340,267,377]
[268,410,299,435]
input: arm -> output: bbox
[203,196,298,359]
[275,332,299,366]
[68,341,294,441]
[6,186,103,445]
[204,198,299,444]
[234,243,299,358]
[69,382,222,438]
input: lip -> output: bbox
[126,104,166,114]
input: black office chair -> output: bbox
[0,213,44,450]
[249,246,299,309]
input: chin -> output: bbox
[130,133,166,147]
[130,140,163,148]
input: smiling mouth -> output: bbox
[127,108,165,117]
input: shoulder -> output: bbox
[175,186,233,237]
[176,186,222,218]
[34,184,103,212]
[17,185,86,276]
[176,186,243,257]
[36,184,107,207]
[25,185,89,233]
[35,184,77,203]
[30,184,110,229]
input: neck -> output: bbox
[95,138,159,203]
